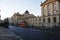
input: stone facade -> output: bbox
[9,0,60,28]
[27,17,41,27]
[11,12,24,21]
[27,0,60,28]
[23,10,36,21]
[40,0,60,28]
[10,10,36,26]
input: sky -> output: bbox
[0,0,45,20]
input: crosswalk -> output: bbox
[0,27,23,40]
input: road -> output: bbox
[0,26,23,40]
[9,26,60,40]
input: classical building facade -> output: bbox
[23,10,36,19]
[10,10,36,26]
[27,0,60,28]
[11,12,24,21]
[10,0,60,28]
[40,0,60,28]
[23,10,36,23]
[11,10,36,21]
[10,12,24,25]
[27,17,41,28]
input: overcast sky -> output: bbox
[0,0,45,20]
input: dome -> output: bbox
[24,10,29,14]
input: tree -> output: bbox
[4,18,9,28]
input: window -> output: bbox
[39,19,41,21]
[39,19,41,24]
[47,5,50,10]
[36,19,37,21]
[48,18,50,23]
[53,3,56,9]
[53,3,57,14]
[33,19,34,21]
[53,17,56,23]
[47,5,50,16]
[43,7,45,16]
[32,19,34,24]
[48,11,50,16]
[43,18,45,23]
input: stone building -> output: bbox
[27,17,41,28]
[10,12,24,25]
[27,0,60,28]
[10,10,36,26]
[11,12,24,21]
[40,0,60,28]
[11,10,36,21]
[23,10,36,20]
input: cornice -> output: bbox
[40,0,59,6]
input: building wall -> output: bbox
[9,0,60,28]
[27,17,41,27]
[40,0,60,28]
[41,1,60,16]
[11,11,36,27]
[11,13,24,21]
[41,15,59,27]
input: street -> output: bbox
[0,25,60,40]
[9,26,60,40]
[0,26,23,40]
[0,0,60,40]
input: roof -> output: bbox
[40,0,59,6]
[24,10,29,14]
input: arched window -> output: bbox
[53,17,56,23]
[48,18,50,23]
[43,18,45,23]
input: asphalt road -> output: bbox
[9,26,60,40]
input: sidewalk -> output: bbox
[0,26,23,40]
